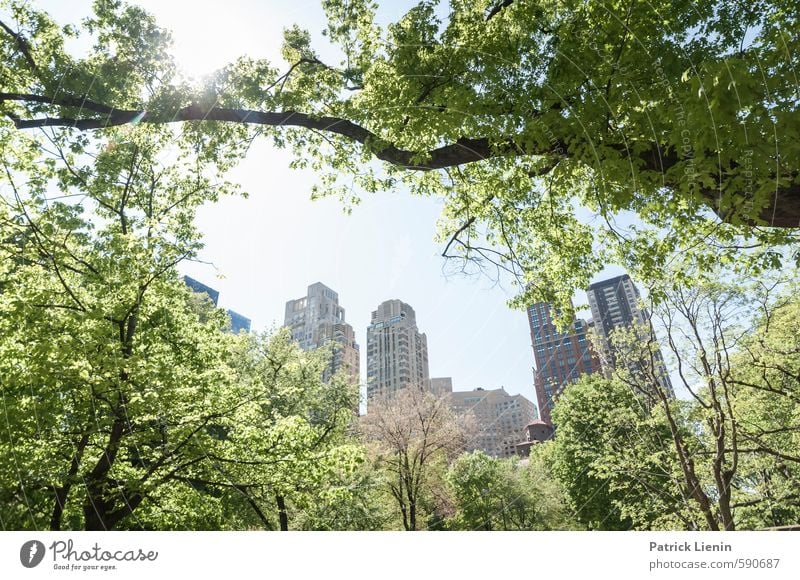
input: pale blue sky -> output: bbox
[34,0,628,408]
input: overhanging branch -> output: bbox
[2,91,798,227]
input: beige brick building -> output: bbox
[449,387,537,458]
[284,282,360,385]
[366,300,429,402]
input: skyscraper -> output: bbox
[284,282,360,384]
[528,301,601,424]
[586,274,673,394]
[366,299,429,401]
[586,274,646,338]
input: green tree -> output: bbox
[0,123,247,529]
[209,329,367,531]
[446,451,509,530]
[725,294,800,528]
[648,274,800,530]
[446,448,577,530]
[1,0,798,314]
[550,374,699,530]
[0,119,370,530]
[552,271,800,530]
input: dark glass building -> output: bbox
[227,310,251,333]
[183,276,219,306]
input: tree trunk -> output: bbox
[276,494,289,531]
[659,394,720,530]
[51,433,89,530]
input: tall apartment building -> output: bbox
[586,274,673,394]
[366,300,429,401]
[450,387,537,458]
[284,282,360,384]
[528,302,602,424]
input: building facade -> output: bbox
[450,387,537,458]
[428,377,454,396]
[366,299,429,401]
[586,274,673,394]
[528,302,602,424]
[284,282,360,384]
[587,274,646,339]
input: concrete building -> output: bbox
[528,301,602,424]
[450,387,537,458]
[586,274,673,394]
[428,377,454,396]
[366,300,429,401]
[284,282,360,384]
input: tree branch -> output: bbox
[0,20,41,78]
[486,0,515,21]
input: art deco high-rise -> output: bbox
[366,299,429,401]
[284,282,360,384]
[528,301,602,424]
[586,274,673,394]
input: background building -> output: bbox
[284,282,360,384]
[428,377,454,396]
[184,275,219,305]
[366,299,429,401]
[586,274,673,394]
[184,276,251,335]
[227,309,251,333]
[516,420,555,457]
[528,302,601,424]
[450,387,537,458]
[587,274,646,339]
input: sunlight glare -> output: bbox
[132,0,284,80]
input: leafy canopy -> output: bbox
[1,0,798,315]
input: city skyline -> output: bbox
[31,0,627,411]
[182,269,630,412]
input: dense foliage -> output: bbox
[0,121,367,530]
[1,0,798,315]
[446,448,578,531]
